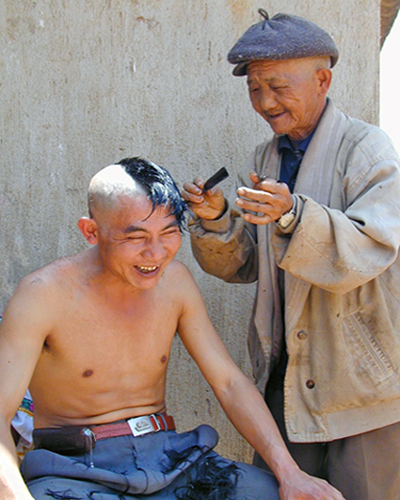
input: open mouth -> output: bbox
[135,265,159,274]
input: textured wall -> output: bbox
[0,0,380,461]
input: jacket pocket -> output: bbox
[344,312,394,383]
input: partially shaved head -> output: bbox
[88,157,187,230]
[88,165,143,218]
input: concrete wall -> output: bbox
[0,0,380,461]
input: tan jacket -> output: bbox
[189,100,400,442]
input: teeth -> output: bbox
[136,265,158,273]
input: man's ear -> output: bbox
[317,68,332,96]
[78,217,98,245]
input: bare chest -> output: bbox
[35,290,180,385]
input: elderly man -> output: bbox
[0,157,345,499]
[183,10,400,500]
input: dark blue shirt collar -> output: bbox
[278,129,315,155]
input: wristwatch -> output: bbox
[277,196,297,229]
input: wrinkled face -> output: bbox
[95,193,182,291]
[246,58,328,140]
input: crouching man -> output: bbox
[0,157,344,499]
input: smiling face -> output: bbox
[246,58,331,141]
[93,193,182,291]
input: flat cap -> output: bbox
[228,10,339,76]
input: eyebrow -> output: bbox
[123,220,179,234]
[247,76,285,85]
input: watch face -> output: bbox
[278,211,296,229]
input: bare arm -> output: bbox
[176,264,344,500]
[0,277,53,499]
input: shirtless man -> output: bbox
[0,157,344,499]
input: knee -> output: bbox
[234,463,280,500]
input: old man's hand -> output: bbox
[236,172,294,225]
[182,176,226,221]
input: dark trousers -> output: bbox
[254,376,400,500]
[22,424,280,500]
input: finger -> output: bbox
[193,176,206,189]
[249,171,271,183]
[182,181,203,195]
[235,197,274,214]
[250,171,279,186]
[181,189,205,205]
[241,212,274,225]
[258,179,284,194]
[249,172,288,195]
[237,186,276,203]
[204,185,224,197]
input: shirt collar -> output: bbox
[278,129,315,155]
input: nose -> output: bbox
[258,88,277,114]
[142,239,166,262]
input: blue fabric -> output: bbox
[278,131,314,193]
[21,424,279,500]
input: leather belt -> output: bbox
[92,413,175,439]
[33,413,176,455]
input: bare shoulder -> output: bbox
[165,259,192,277]
[16,252,83,296]
[164,259,199,292]
[163,259,204,311]
[4,251,88,325]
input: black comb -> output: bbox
[202,167,229,194]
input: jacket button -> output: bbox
[306,379,315,389]
[297,330,307,340]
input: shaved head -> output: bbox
[88,165,144,219]
[88,157,187,230]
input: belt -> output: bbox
[93,413,175,439]
[33,413,176,455]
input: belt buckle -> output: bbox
[127,415,158,437]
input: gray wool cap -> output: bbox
[228,10,339,76]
